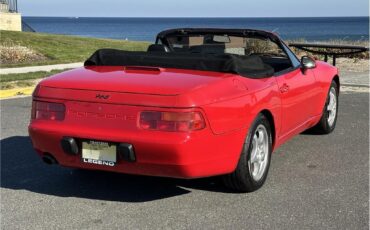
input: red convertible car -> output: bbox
[29,28,339,192]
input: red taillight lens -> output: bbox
[31,101,65,121]
[139,111,205,132]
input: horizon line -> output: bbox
[22,16,369,18]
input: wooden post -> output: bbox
[333,55,336,66]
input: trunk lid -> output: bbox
[40,66,232,96]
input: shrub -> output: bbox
[0,40,47,65]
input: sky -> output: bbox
[19,0,369,17]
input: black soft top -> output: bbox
[84,28,279,78]
[85,49,274,78]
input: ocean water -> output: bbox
[23,17,369,42]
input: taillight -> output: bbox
[31,101,65,121]
[139,111,205,132]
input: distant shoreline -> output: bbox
[20,17,369,42]
[22,16,369,19]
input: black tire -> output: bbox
[222,113,273,192]
[311,81,339,134]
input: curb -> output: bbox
[341,83,370,88]
[0,86,35,99]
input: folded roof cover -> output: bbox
[85,49,274,78]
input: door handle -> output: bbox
[280,83,290,93]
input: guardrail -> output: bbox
[289,43,369,66]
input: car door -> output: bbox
[275,68,317,136]
[275,44,318,136]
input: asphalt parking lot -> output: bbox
[1,89,369,229]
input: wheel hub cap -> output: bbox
[327,88,337,126]
[248,125,269,181]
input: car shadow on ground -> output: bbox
[1,136,230,203]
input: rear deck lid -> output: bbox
[37,66,235,107]
[40,66,232,96]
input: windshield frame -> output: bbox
[155,28,302,76]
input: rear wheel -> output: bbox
[222,114,272,192]
[311,81,339,134]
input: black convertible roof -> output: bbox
[84,28,281,78]
[85,49,275,78]
[156,28,281,43]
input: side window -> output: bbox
[244,38,287,57]
[282,43,301,68]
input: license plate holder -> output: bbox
[82,140,117,166]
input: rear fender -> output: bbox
[201,77,281,139]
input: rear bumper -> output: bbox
[29,121,247,178]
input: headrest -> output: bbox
[189,45,225,54]
[147,44,169,52]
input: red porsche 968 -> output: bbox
[29,29,339,192]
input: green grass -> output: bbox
[1,31,367,68]
[0,30,149,67]
[1,80,35,90]
[0,69,68,83]
[0,69,71,89]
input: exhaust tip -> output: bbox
[42,154,58,165]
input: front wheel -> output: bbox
[222,114,272,192]
[311,81,339,134]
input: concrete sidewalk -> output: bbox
[0,62,83,75]
[340,71,369,87]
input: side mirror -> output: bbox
[301,56,316,69]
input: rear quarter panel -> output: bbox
[182,76,281,146]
